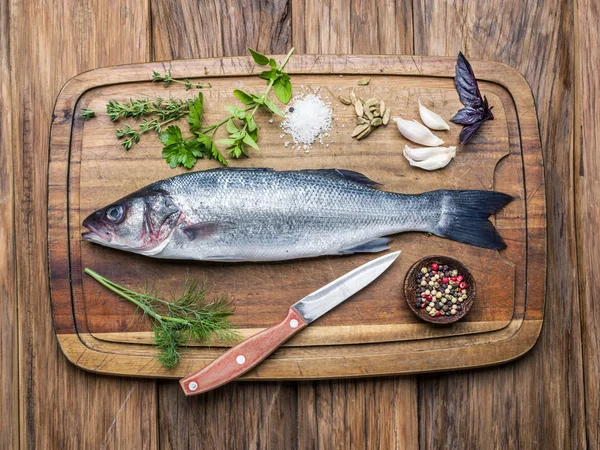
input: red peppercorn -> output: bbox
[451,276,457,281]
[435,311,441,316]
[431,263,439,270]
[442,277,449,283]
[457,275,464,282]
[459,282,467,289]
[427,295,433,300]
[420,303,426,308]
[421,293,427,298]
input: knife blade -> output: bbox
[180,251,401,396]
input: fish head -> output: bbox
[82,190,181,254]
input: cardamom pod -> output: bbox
[351,123,370,137]
[373,109,381,117]
[364,98,378,108]
[382,107,391,125]
[358,77,371,86]
[356,125,372,140]
[355,101,364,117]
[371,117,383,127]
[350,90,357,105]
[358,117,370,124]
[379,99,386,114]
[339,95,352,105]
[365,108,374,120]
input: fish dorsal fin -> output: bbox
[301,169,382,187]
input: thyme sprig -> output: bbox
[106,97,198,150]
[152,69,212,90]
[84,268,239,368]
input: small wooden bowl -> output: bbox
[404,256,476,324]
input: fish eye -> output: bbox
[105,205,124,222]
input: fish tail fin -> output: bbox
[434,190,513,250]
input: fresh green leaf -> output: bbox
[269,58,277,69]
[226,119,239,134]
[243,134,259,151]
[273,78,292,104]
[248,127,258,141]
[210,142,228,166]
[245,114,257,132]
[158,125,184,146]
[233,89,255,105]
[259,70,276,81]
[264,99,284,117]
[188,93,204,133]
[217,138,237,147]
[248,48,270,65]
[225,105,247,119]
[160,126,205,169]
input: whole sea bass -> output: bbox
[82,168,512,261]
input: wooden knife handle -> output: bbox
[180,307,308,396]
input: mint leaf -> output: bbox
[248,48,269,66]
[226,119,239,134]
[188,93,204,133]
[259,70,276,81]
[273,78,292,104]
[269,58,277,69]
[225,105,246,119]
[243,134,259,151]
[264,99,284,117]
[245,114,257,132]
[233,89,255,105]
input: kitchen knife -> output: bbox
[180,251,401,396]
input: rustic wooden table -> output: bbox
[1,0,597,448]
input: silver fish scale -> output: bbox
[152,169,442,261]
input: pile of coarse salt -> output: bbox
[280,90,333,152]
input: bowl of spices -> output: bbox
[404,256,476,324]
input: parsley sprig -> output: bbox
[85,268,239,368]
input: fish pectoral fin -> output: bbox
[181,221,236,240]
[338,237,393,254]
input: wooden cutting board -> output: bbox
[48,54,546,379]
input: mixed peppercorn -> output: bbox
[414,262,469,318]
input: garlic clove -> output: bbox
[418,100,450,131]
[393,117,444,146]
[403,147,455,171]
[403,145,456,161]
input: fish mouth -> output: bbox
[82,219,111,243]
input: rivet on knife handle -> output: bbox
[180,306,307,396]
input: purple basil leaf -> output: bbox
[459,122,483,145]
[455,52,483,108]
[451,106,484,125]
[482,96,494,120]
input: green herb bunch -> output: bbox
[78,47,295,169]
[85,268,239,368]
[159,47,295,167]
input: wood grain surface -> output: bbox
[2,1,596,450]
[575,0,600,447]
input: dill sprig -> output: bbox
[152,69,212,90]
[84,268,240,368]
